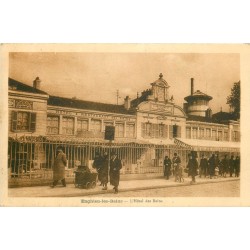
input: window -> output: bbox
[91,119,101,132]
[115,123,124,137]
[62,117,74,135]
[170,125,181,139]
[212,130,216,140]
[218,131,223,141]
[104,121,113,131]
[77,119,88,133]
[224,130,228,141]
[192,128,198,139]
[159,124,168,138]
[206,128,211,139]
[199,128,204,138]
[47,116,59,134]
[186,127,191,139]
[232,131,239,142]
[12,111,36,132]
[126,123,135,138]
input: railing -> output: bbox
[8,135,240,181]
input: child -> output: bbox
[214,166,219,178]
[177,165,184,182]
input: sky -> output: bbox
[9,52,240,113]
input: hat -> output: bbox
[56,146,64,151]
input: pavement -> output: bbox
[8,175,240,197]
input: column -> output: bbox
[124,120,127,138]
[59,115,63,135]
[88,118,91,131]
[74,117,77,135]
[190,126,193,139]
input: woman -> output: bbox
[164,155,172,180]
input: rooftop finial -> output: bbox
[159,73,163,79]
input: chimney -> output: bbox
[124,96,131,110]
[33,77,41,90]
[191,78,194,95]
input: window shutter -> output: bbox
[141,123,146,137]
[169,125,173,139]
[163,125,168,138]
[11,111,18,131]
[177,126,181,138]
[29,113,36,132]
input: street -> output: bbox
[88,180,240,197]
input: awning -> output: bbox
[174,138,240,152]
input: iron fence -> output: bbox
[8,135,240,181]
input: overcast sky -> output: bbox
[9,52,240,113]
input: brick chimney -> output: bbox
[191,78,194,95]
[33,77,41,90]
[124,96,131,110]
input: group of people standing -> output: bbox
[199,154,240,179]
[92,151,122,194]
[51,146,122,194]
[164,152,240,184]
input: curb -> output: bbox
[41,178,240,197]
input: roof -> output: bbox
[48,95,135,115]
[174,138,240,151]
[130,89,152,108]
[184,90,212,102]
[8,78,48,95]
[212,111,237,123]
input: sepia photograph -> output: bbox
[0,44,249,206]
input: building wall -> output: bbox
[8,92,48,137]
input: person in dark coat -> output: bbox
[92,152,104,186]
[208,154,216,179]
[229,155,235,177]
[187,153,198,184]
[109,152,122,194]
[221,155,229,178]
[235,156,240,177]
[100,151,109,190]
[199,154,208,178]
[172,153,181,182]
[51,146,67,187]
[164,155,172,180]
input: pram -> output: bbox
[74,166,98,189]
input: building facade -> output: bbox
[8,74,240,183]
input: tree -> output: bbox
[227,81,240,119]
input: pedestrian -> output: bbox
[100,151,109,190]
[199,154,208,178]
[51,146,67,188]
[164,155,172,180]
[172,153,181,182]
[109,152,122,194]
[235,156,240,177]
[208,154,216,179]
[229,155,235,177]
[214,166,219,178]
[221,155,229,178]
[92,152,104,186]
[187,153,198,184]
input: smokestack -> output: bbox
[191,78,194,95]
[124,96,131,110]
[33,77,41,90]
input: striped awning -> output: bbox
[174,138,193,149]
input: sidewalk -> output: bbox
[8,176,240,197]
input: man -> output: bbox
[172,153,181,182]
[164,155,172,180]
[109,152,122,194]
[229,155,235,177]
[199,154,208,178]
[92,152,104,186]
[208,154,216,179]
[100,151,109,190]
[51,146,67,188]
[187,152,198,184]
[235,156,240,177]
[221,155,229,178]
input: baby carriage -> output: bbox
[74,166,98,189]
